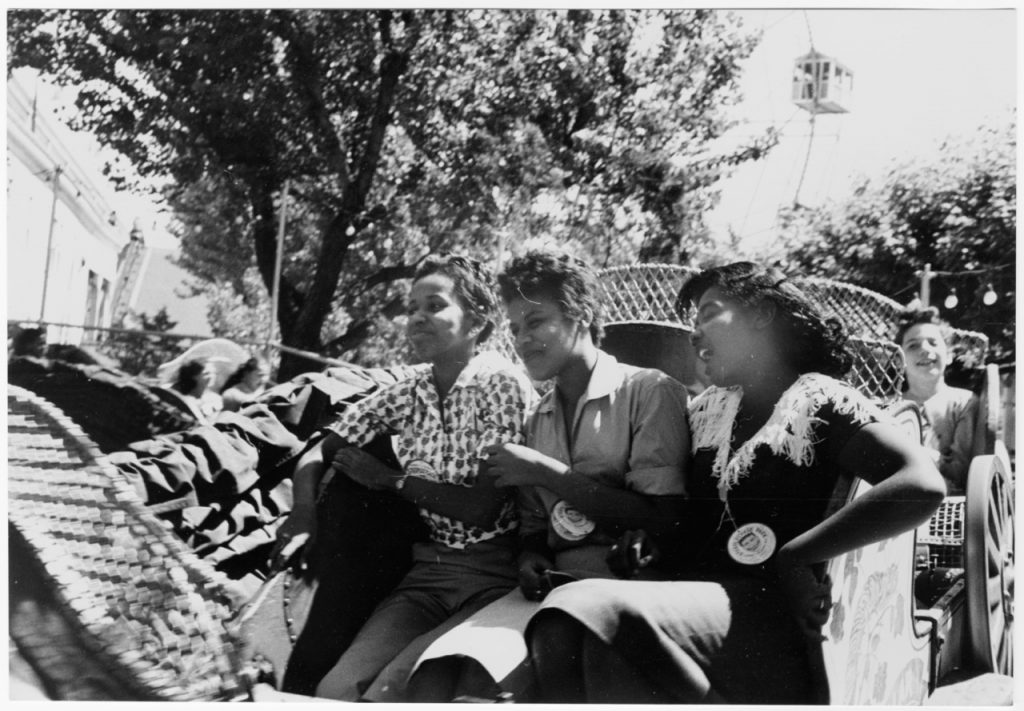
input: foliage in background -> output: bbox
[774,118,1016,366]
[8,9,774,375]
[101,307,186,377]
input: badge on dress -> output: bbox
[727,522,777,565]
[405,459,437,479]
[550,500,595,541]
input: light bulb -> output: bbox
[944,289,958,309]
[983,284,997,306]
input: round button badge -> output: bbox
[550,500,596,542]
[727,522,777,565]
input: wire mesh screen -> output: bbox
[797,277,903,341]
[845,338,907,403]
[490,262,986,401]
[595,264,701,324]
[917,497,966,569]
[582,264,991,401]
[585,265,906,399]
[798,276,989,369]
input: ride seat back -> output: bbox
[971,363,1003,461]
[601,321,704,395]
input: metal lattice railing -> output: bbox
[590,265,911,400]
[490,263,989,402]
[595,264,700,324]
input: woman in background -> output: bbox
[221,357,271,412]
[172,358,223,421]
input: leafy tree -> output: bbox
[9,9,775,376]
[775,118,1016,365]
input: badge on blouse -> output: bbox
[550,500,596,542]
[727,522,777,565]
[405,459,437,479]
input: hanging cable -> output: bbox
[791,10,818,208]
[792,112,816,207]
[764,10,798,33]
[740,153,770,238]
[928,263,1014,277]
[802,10,815,50]
[739,108,801,237]
[818,114,845,202]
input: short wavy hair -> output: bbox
[11,327,45,356]
[497,250,605,345]
[413,254,498,343]
[676,261,852,379]
[894,305,951,347]
[223,356,268,391]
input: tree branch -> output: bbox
[321,293,406,354]
[351,10,422,201]
[274,11,352,194]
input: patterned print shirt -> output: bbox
[327,351,537,549]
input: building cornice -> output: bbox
[7,74,128,252]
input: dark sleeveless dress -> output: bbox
[527,374,885,704]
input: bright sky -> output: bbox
[708,7,1019,250]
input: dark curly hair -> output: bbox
[677,261,852,379]
[223,356,267,391]
[894,305,950,347]
[414,254,498,344]
[497,250,605,345]
[173,359,208,395]
[11,327,45,356]
[45,343,101,365]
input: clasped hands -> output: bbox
[336,442,560,491]
[269,443,540,574]
[480,442,565,488]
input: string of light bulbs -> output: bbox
[916,262,1013,309]
[941,284,999,309]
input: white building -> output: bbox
[7,69,133,345]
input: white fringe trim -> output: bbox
[688,373,887,501]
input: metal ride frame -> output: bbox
[7,263,1013,702]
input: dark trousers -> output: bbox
[281,437,427,695]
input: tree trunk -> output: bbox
[275,12,422,382]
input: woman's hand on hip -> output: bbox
[775,550,833,641]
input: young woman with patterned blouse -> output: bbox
[268,254,536,701]
[523,262,945,704]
